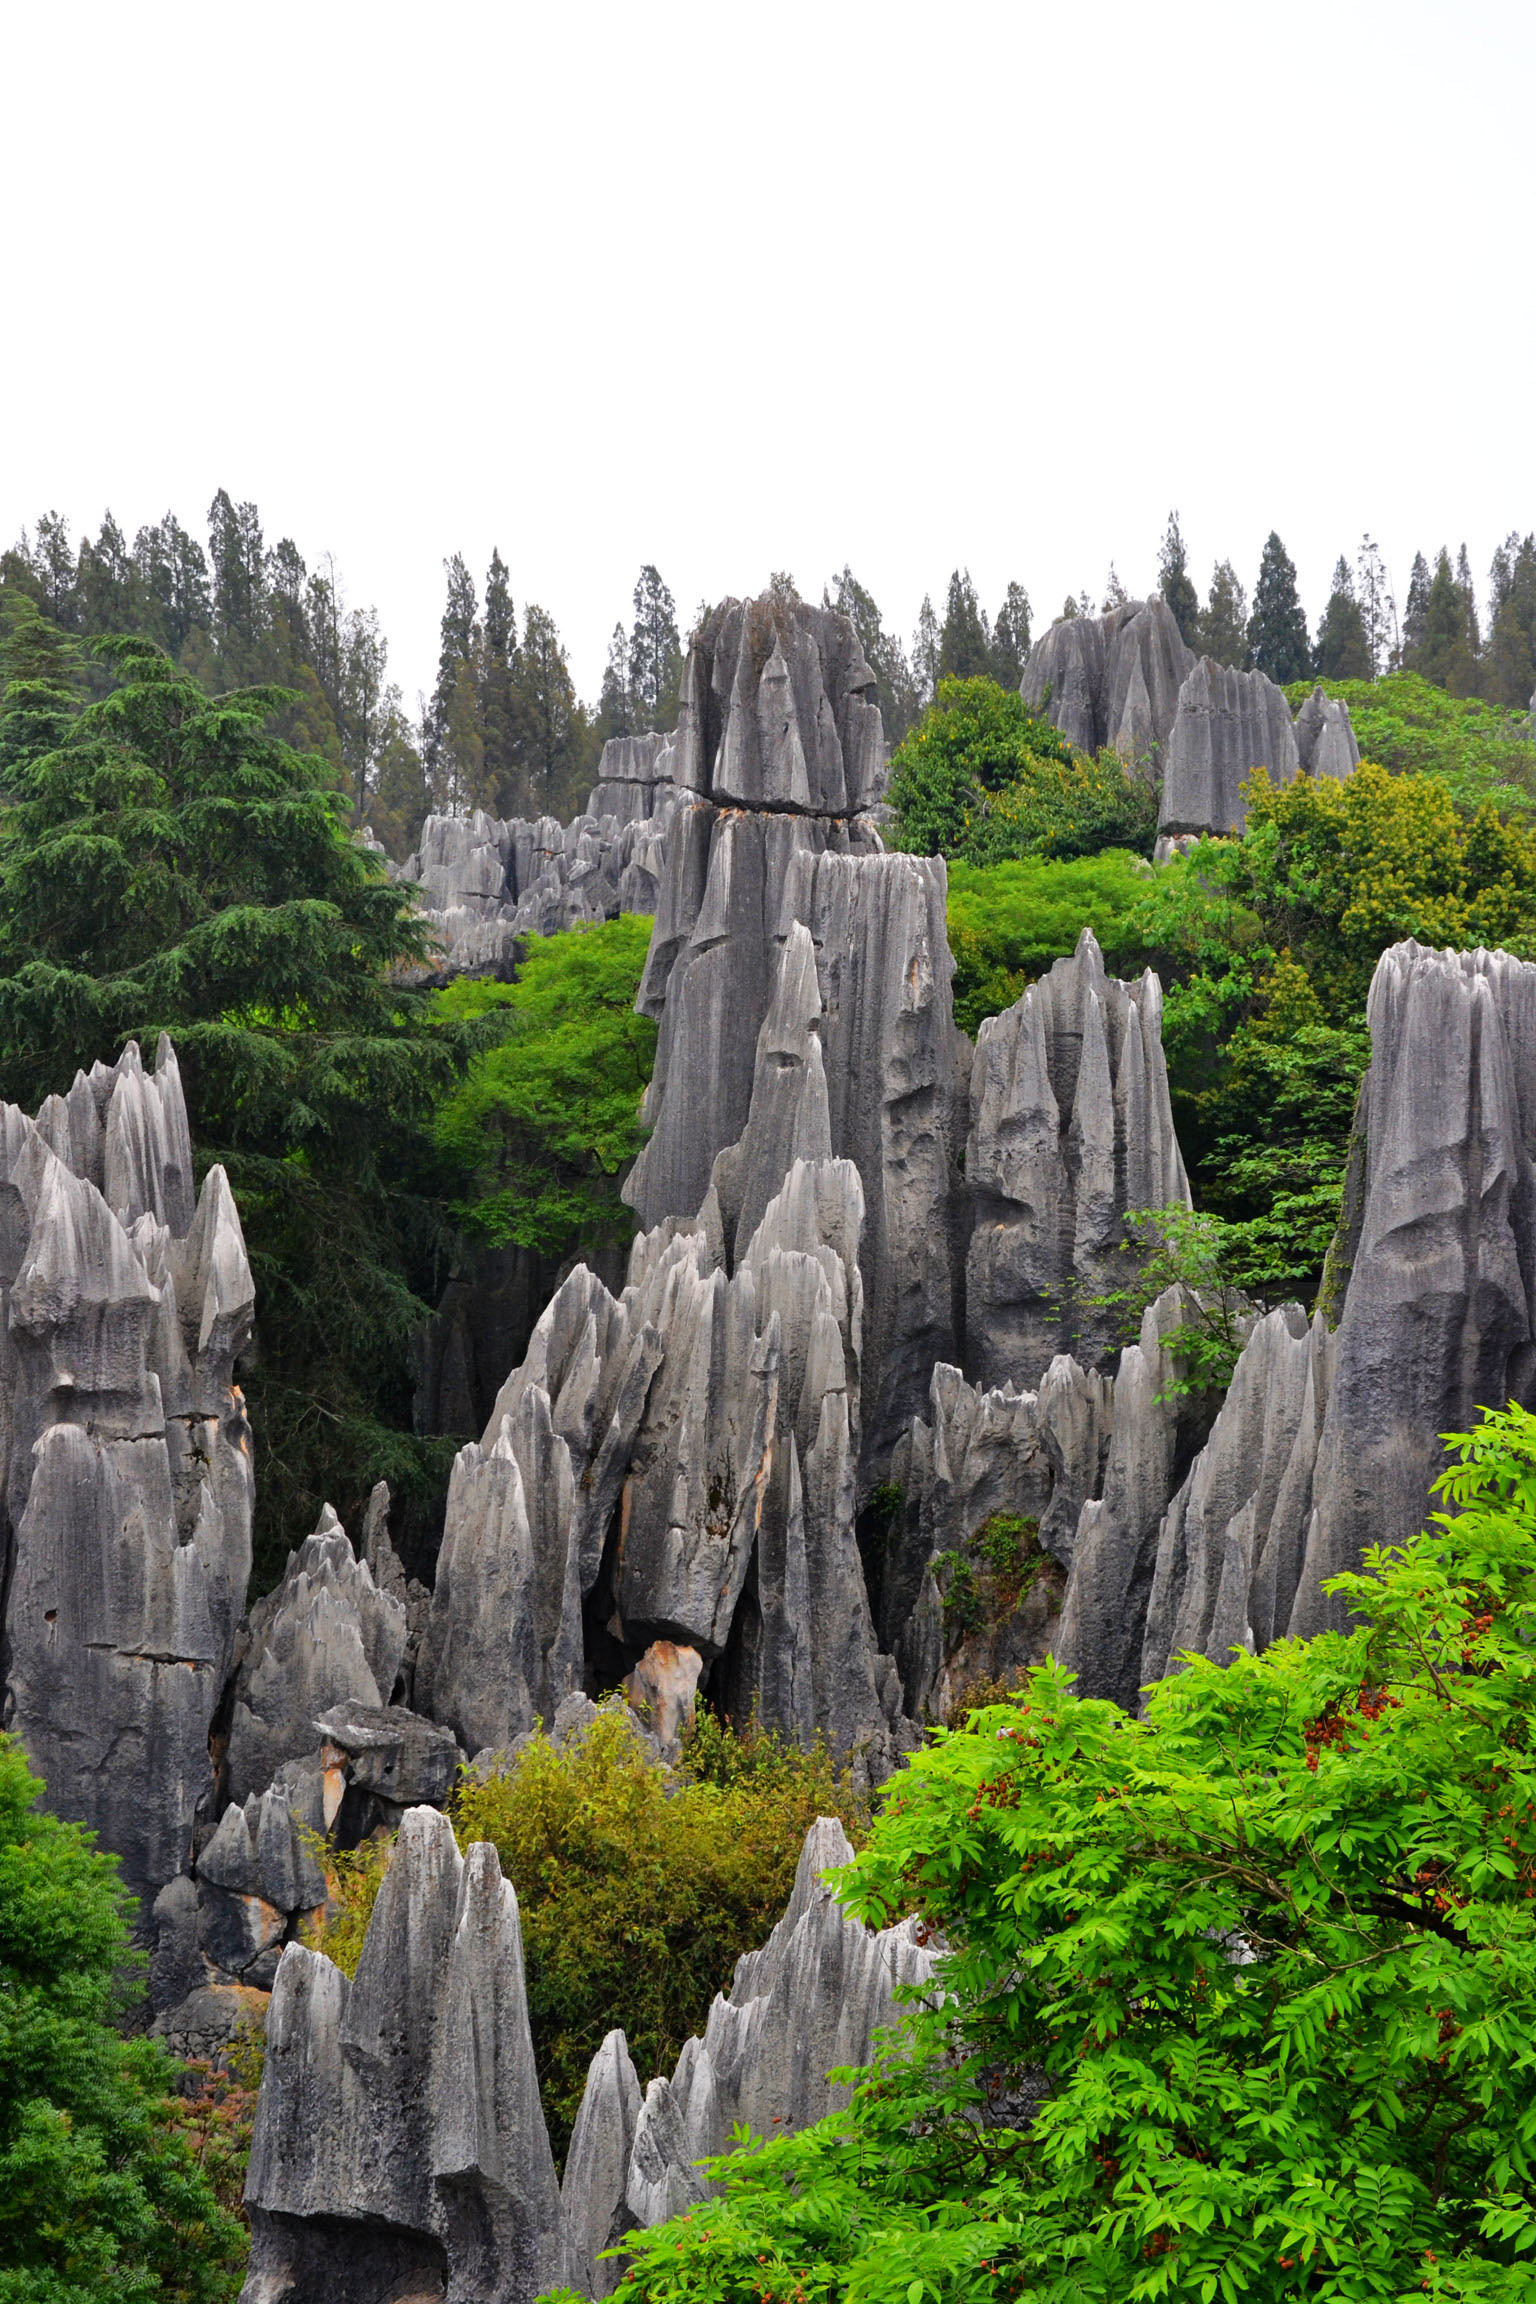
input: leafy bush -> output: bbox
[0,1734,246,2301]
[304,1708,867,2165]
[608,1401,1536,2301]
[433,914,656,1258]
[1283,670,1536,813]
[888,677,1156,869]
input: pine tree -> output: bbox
[990,581,1032,690]
[937,569,992,681]
[74,512,138,637]
[1485,533,1536,711]
[1401,552,1432,668]
[1200,561,1249,667]
[1101,563,1128,612]
[206,489,266,677]
[1247,532,1312,683]
[265,537,311,671]
[1158,511,1200,647]
[31,512,78,628]
[132,513,212,656]
[595,622,634,745]
[480,549,523,813]
[516,602,582,816]
[1314,556,1372,681]
[1355,536,1398,675]
[628,565,682,729]
[912,595,940,707]
[1417,547,1480,696]
[427,553,480,787]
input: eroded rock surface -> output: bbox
[0,1037,254,1910]
[1294,685,1361,782]
[242,1806,566,2304]
[1021,598,1194,762]
[965,928,1189,1390]
[1158,657,1300,835]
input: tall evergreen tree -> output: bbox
[1247,531,1312,683]
[1486,533,1536,711]
[479,549,522,812]
[74,512,137,636]
[517,602,582,816]
[595,622,633,746]
[1314,556,1372,681]
[936,569,992,681]
[1416,546,1481,696]
[1158,510,1201,647]
[132,513,212,655]
[1401,552,1432,668]
[1355,535,1398,675]
[912,595,940,707]
[989,580,1032,691]
[1101,563,1128,612]
[1200,560,1249,667]
[627,565,682,729]
[427,552,480,785]
[206,488,266,674]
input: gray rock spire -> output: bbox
[1293,685,1361,782]
[965,928,1189,1390]
[1158,657,1301,835]
[1,1036,253,1912]
[1021,598,1194,761]
[241,1806,566,2304]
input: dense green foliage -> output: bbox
[0,610,471,1584]
[1282,672,1536,813]
[944,853,1154,1035]
[888,679,1158,871]
[601,1404,1536,2302]
[432,915,655,1258]
[0,1735,245,2301]
[453,1707,869,2160]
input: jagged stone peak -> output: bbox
[1158,655,1301,836]
[1022,596,1193,761]
[674,593,886,816]
[1294,684,1360,781]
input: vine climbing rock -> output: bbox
[964,927,1189,1391]
[0,1037,254,1915]
[241,1807,566,2304]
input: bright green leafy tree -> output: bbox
[0,1734,246,2301]
[600,1402,1536,2301]
[432,914,656,1259]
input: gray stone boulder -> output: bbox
[1158,657,1300,836]
[1021,598,1194,762]
[1,1036,254,1913]
[965,928,1189,1390]
[1294,685,1360,782]
[225,1504,407,1807]
[241,1806,566,2304]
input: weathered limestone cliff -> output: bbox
[241,1806,566,2304]
[965,927,1190,1390]
[1021,597,1193,762]
[1158,656,1301,836]
[0,1038,254,1911]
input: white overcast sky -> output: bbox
[4,0,1532,704]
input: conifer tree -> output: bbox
[1417,546,1481,696]
[1101,563,1128,612]
[627,565,682,729]
[427,552,480,788]
[1246,531,1312,683]
[479,549,522,812]
[517,602,582,815]
[1356,535,1398,674]
[1157,510,1201,647]
[1314,555,1372,680]
[74,512,137,637]
[1200,560,1249,667]
[936,569,992,681]
[206,489,266,676]
[989,580,1032,691]
[1486,533,1536,711]
[595,622,633,746]
[132,513,212,655]
[1401,551,1432,667]
[912,595,940,706]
